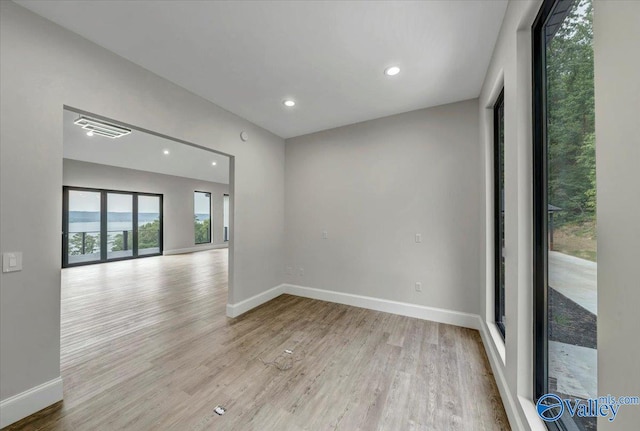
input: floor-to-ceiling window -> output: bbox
[194,191,211,244]
[138,195,162,256]
[63,187,163,267]
[533,0,596,429]
[223,193,229,242]
[494,88,506,338]
[107,192,134,260]
[64,189,102,265]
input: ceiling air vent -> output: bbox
[74,116,132,139]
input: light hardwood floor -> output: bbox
[4,249,509,430]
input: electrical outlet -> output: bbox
[322,230,328,239]
[299,267,304,276]
[415,282,422,292]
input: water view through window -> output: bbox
[64,188,162,266]
[194,191,211,244]
[67,190,102,264]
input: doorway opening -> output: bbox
[60,106,234,402]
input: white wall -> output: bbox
[63,159,229,251]
[594,2,640,430]
[285,100,482,315]
[0,0,284,416]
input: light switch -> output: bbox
[322,230,328,239]
[415,233,422,243]
[3,252,23,273]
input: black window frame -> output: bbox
[494,88,506,339]
[533,1,585,430]
[223,193,229,242]
[194,191,212,245]
[62,186,163,268]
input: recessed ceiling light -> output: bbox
[86,131,94,137]
[283,99,296,107]
[384,66,401,76]
[163,149,170,155]
[211,161,217,166]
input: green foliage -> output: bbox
[577,132,596,212]
[139,219,160,249]
[69,233,100,255]
[195,218,210,244]
[111,219,161,251]
[546,0,596,226]
[110,231,131,252]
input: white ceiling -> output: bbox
[63,109,230,184]
[18,0,507,139]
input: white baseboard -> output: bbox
[226,284,285,318]
[282,283,481,329]
[227,283,480,330]
[0,377,63,428]
[163,243,228,255]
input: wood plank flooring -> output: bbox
[4,249,510,430]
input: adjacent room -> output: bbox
[62,108,231,265]
[1,1,638,431]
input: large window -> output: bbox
[138,195,162,256]
[63,187,163,267]
[533,1,596,430]
[494,89,506,338]
[223,193,229,242]
[64,189,102,265]
[194,191,211,244]
[107,193,133,260]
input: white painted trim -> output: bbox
[163,243,228,255]
[487,322,506,365]
[477,320,525,431]
[226,284,284,318]
[282,284,480,329]
[0,377,63,428]
[227,283,481,329]
[485,67,505,108]
[518,396,549,431]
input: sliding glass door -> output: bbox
[63,187,163,267]
[107,192,134,260]
[65,189,102,265]
[138,195,162,256]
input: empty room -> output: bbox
[0,1,638,431]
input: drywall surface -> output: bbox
[0,0,284,405]
[63,159,229,250]
[285,99,482,315]
[593,1,640,429]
